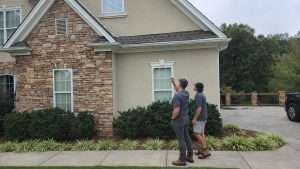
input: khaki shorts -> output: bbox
[193,121,206,134]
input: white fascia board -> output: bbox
[90,38,231,53]
[65,0,116,43]
[4,0,55,48]
[172,0,227,39]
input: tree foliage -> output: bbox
[220,23,288,92]
[270,37,300,91]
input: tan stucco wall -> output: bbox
[0,0,34,18]
[115,48,220,113]
[80,0,200,36]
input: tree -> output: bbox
[270,37,300,91]
[220,24,284,92]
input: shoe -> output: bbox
[172,160,187,166]
[186,156,194,163]
[198,152,211,159]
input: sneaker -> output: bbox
[172,160,187,166]
[198,152,211,159]
[186,156,194,163]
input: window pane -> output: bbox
[54,70,71,92]
[153,67,172,90]
[0,30,4,46]
[55,93,71,112]
[0,11,3,28]
[7,28,16,39]
[6,10,20,28]
[160,68,171,78]
[154,91,172,102]
[103,0,123,13]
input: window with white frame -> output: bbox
[101,0,125,16]
[152,63,174,102]
[0,8,21,46]
[53,69,73,112]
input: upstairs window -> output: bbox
[55,18,67,35]
[101,0,125,16]
[0,9,21,46]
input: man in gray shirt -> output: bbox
[170,78,193,166]
[192,82,211,159]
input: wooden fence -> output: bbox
[220,91,286,106]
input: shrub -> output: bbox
[223,136,256,151]
[143,139,165,150]
[143,102,174,139]
[118,139,138,150]
[113,107,147,139]
[96,140,118,151]
[3,109,95,141]
[3,112,31,141]
[71,140,97,151]
[253,132,286,151]
[77,112,95,139]
[207,136,223,151]
[223,124,241,135]
[114,101,223,139]
[28,109,77,141]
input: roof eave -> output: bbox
[89,38,231,53]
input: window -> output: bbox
[152,62,174,102]
[0,8,21,46]
[53,69,73,112]
[0,75,15,113]
[55,18,67,35]
[101,0,125,16]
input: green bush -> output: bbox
[253,133,286,151]
[118,139,138,150]
[223,136,256,151]
[77,112,95,139]
[143,139,165,150]
[223,124,241,135]
[3,109,95,141]
[114,101,223,139]
[3,113,31,141]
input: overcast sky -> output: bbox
[188,0,300,36]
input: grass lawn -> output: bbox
[0,167,233,169]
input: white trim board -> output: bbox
[4,0,115,48]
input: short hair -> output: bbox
[195,82,204,93]
[179,79,188,89]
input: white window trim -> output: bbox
[151,61,175,102]
[53,69,74,112]
[55,18,68,35]
[101,0,126,17]
[0,6,22,44]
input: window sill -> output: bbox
[100,12,128,19]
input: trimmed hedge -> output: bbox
[3,109,95,141]
[113,101,223,139]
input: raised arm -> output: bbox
[171,77,180,92]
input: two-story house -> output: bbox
[0,0,229,137]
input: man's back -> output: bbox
[172,90,190,121]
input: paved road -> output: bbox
[221,106,300,151]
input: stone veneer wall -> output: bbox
[14,0,113,137]
[0,62,16,75]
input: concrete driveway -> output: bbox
[221,106,300,151]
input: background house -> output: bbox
[0,0,229,136]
